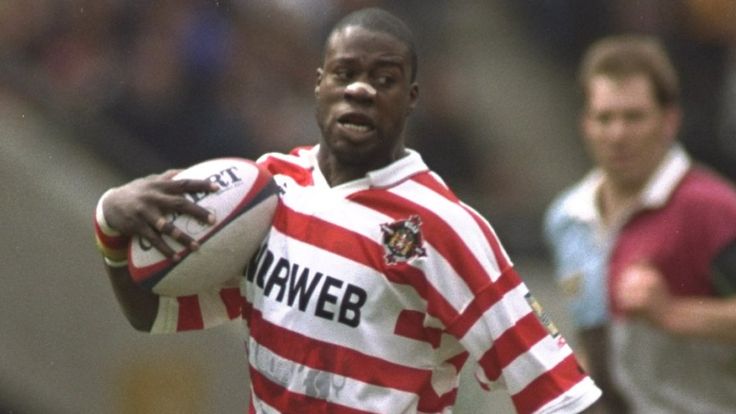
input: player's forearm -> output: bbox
[657,297,736,343]
[106,264,159,332]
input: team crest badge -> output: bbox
[380,215,427,265]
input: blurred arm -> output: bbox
[616,263,736,343]
[657,296,736,343]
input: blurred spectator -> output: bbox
[2,0,733,253]
[508,0,736,182]
[0,1,475,181]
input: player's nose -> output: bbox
[345,81,376,102]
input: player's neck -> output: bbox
[317,146,408,187]
[597,178,643,227]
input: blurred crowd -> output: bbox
[0,0,483,188]
[511,0,736,180]
[1,0,735,252]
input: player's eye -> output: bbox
[375,75,395,87]
[594,112,612,125]
[334,68,353,82]
[623,111,645,124]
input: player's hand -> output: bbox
[102,170,218,258]
[616,262,671,324]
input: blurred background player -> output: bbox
[544,34,736,413]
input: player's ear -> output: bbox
[315,68,324,97]
[662,104,682,143]
[407,82,419,114]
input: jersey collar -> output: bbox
[563,144,691,222]
[305,145,429,190]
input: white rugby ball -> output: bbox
[128,157,279,296]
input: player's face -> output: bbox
[582,74,680,190]
[315,26,418,175]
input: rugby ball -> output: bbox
[128,158,279,296]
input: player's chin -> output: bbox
[327,133,381,161]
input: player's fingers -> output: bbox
[169,196,216,225]
[155,195,215,226]
[154,216,199,251]
[154,217,173,233]
[160,169,183,180]
[137,224,177,259]
[161,177,219,195]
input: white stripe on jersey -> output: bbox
[389,179,504,279]
[248,336,419,412]
[151,289,242,334]
[416,242,476,311]
[151,296,179,334]
[461,283,531,358]
[199,287,242,328]
[250,383,281,414]
[459,200,514,267]
[503,337,574,395]
[283,175,505,317]
[248,226,440,368]
[534,378,601,414]
[282,181,480,313]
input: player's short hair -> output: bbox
[324,8,418,82]
[579,34,680,107]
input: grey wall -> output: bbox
[0,90,249,413]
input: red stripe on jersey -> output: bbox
[249,368,374,414]
[288,145,314,157]
[272,205,460,323]
[477,312,549,382]
[251,307,430,392]
[258,153,314,186]
[348,184,495,295]
[410,171,459,202]
[511,354,587,414]
[447,267,523,339]
[219,287,245,319]
[385,265,460,325]
[176,295,204,330]
[413,172,512,272]
[243,297,253,321]
[249,307,458,412]
[446,351,469,373]
[93,220,129,249]
[393,309,443,348]
[420,388,459,413]
[462,206,512,272]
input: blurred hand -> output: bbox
[102,170,218,258]
[615,262,671,324]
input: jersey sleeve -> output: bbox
[454,266,601,413]
[426,206,601,413]
[381,172,601,412]
[150,285,245,334]
[542,194,610,329]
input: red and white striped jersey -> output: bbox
[151,146,601,413]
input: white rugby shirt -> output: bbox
[152,145,601,414]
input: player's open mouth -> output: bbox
[340,122,373,132]
[338,113,375,134]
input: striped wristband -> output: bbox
[94,189,130,268]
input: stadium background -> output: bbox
[2,1,735,412]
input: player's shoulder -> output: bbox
[389,168,493,237]
[256,146,316,185]
[544,172,599,233]
[256,145,314,166]
[676,165,736,209]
